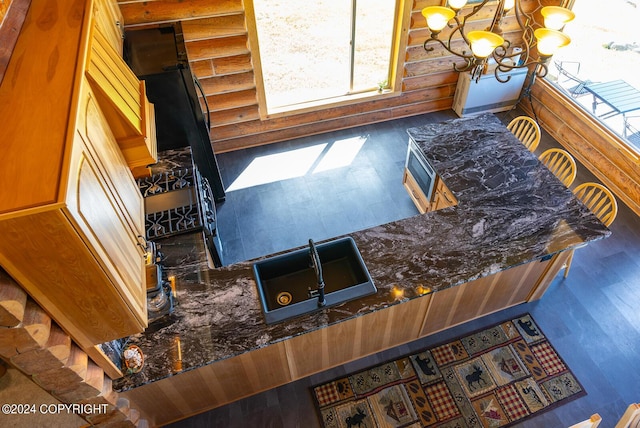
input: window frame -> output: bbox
[244,0,409,119]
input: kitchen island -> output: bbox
[115,114,610,425]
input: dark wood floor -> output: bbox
[166,110,640,428]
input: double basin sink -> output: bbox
[252,237,376,324]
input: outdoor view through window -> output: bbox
[253,0,396,112]
[546,0,640,151]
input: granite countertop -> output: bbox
[113,113,610,392]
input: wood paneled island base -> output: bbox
[121,251,570,426]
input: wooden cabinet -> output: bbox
[431,176,457,211]
[420,253,567,337]
[86,16,157,171]
[403,169,457,214]
[93,0,125,54]
[0,83,148,349]
[0,0,148,349]
[403,168,430,213]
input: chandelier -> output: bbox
[422,0,575,82]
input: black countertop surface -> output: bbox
[113,113,610,392]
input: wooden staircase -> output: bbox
[0,268,148,427]
[180,5,260,129]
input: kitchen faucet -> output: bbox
[308,239,326,307]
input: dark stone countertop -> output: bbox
[113,113,610,392]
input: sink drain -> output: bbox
[276,291,292,306]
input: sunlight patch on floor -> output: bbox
[226,144,327,191]
[226,136,368,191]
[313,136,367,173]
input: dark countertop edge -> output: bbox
[113,114,611,392]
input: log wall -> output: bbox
[0,267,147,427]
[521,80,640,216]
[115,0,640,214]
[117,0,544,152]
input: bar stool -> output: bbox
[539,148,577,187]
[507,116,541,152]
[564,182,618,277]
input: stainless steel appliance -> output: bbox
[405,139,436,200]
[144,241,174,322]
[124,24,225,203]
[137,167,223,267]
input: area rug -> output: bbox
[311,314,585,428]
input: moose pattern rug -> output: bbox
[312,314,585,428]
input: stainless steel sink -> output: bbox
[252,237,376,324]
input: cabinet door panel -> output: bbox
[285,295,431,379]
[403,169,429,213]
[421,259,550,337]
[82,89,145,236]
[0,212,142,346]
[76,154,146,319]
[87,29,142,132]
[93,0,124,54]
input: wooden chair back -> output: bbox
[615,403,640,428]
[507,116,541,152]
[569,414,602,428]
[563,181,617,278]
[539,148,577,187]
[573,182,618,227]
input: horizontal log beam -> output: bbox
[181,15,246,41]
[211,86,453,140]
[119,0,244,26]
[185,35,249,61]
[213,98,451,152]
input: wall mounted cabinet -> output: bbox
[86,17,157,172]
[0,0,150,350]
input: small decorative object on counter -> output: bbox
[123,344,144,374]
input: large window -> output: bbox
[253,0,398,112]
[546,0,640,151]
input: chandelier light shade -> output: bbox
[467,31,505,58]
[534,28,571,57]
[422,0,574,82]
[541,6,575,30]
[447,0,469,11]
[422,7,456,34]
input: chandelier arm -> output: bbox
[423,36,475,61]
[469,0,492,17]
[448,19,470,50]
[533,62,548,78]
[488,0,506,33]
[514,0,539,51]
[457,0,492,46]
[453,58,475,73]
[494,69,513,83]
